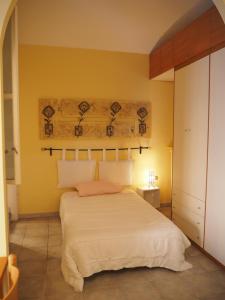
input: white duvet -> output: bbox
[60,190,191,292]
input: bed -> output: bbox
[60,189,191,292]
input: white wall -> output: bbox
[213,0,225,22]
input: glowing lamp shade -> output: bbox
[148,169,156,187]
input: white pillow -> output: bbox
[99,160,133,185]
[57,160,96,188]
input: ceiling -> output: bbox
[152,69,174,82]
[18,0,213,54]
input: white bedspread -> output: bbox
[60,190,191,292]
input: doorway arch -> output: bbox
[0,0,224,257]
[0,0,16,256]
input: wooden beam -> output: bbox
[149,6,225,79]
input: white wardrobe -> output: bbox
[204,48,225,266]
[172,48,225,265]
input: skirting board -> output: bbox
[19,212,59,219]
[160,202,171,208]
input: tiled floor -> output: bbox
[157,206,171,219]
[9,217,225,300]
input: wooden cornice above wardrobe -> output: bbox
[149,6,225,79]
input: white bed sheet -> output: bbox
[60,190,191,292]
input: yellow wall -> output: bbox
[19,45,173,214]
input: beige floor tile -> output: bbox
[10,226,26,236]
[19,246,47,262]
[45,274,75,297]
[196,254,223,272]
[111,267,151,286]
[16,216,225,300]
[152,276,198,300]
[21,298,44,300]
[121,281,163,300]
[48,234,62,246]
[48,224,62,235]
[85,267,151,290]
[185,245,202,257]
[146,267,179,282]
[9,243,23,256]
[84,268,177,288]
[178,256,207,277]
[18,260,47,278]
[11,221,27,230]
[10,232,25,245]
[199,292,225,300]
[23,236,48,248]
[157,207,172,219]
[83,287,125,300]
[46,262,83,299]
[26,222,48,230]
[48,245,62,258]
[178,272,225,299]
[180,253,222,279]
[19,276,45,299]
[85,271,119,289]
[46,294,83,300]
[25,228,49,238]
[206,270,225,289]
[46,258,61,275]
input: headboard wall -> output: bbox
[19,44,173,215]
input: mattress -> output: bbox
[60,190,191,291]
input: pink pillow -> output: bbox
[75,180,123,197]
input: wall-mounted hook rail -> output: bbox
[41,146,150,156]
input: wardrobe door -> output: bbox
[173,57,209,247]
[173,56,209,200]
[204,48,225,265]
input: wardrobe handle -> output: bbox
[196,222,200,225]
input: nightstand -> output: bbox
[137,186,160,208]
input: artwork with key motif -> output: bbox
[39,98,151,139]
